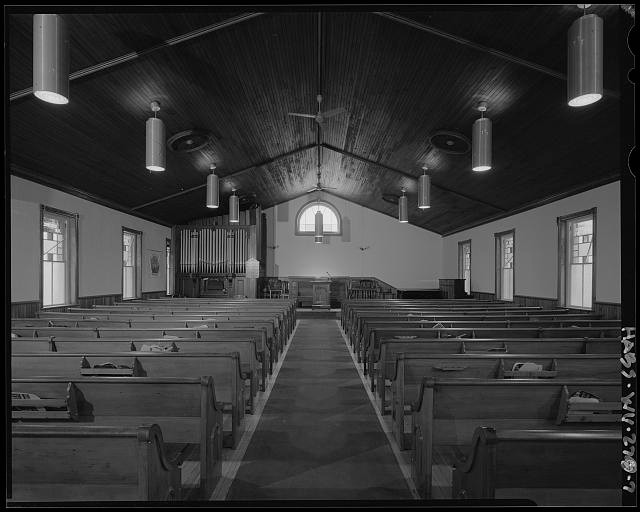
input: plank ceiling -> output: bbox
[7,6,629,234]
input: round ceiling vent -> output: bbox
[238,193,257,206]
[167,129,212,152]
[382,193,400,205]
[429,130,471,155]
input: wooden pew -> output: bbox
[98,327,193,339]
[369,337,621,395]
[10,337,55,353]
[71,308,287,341]
[361,325,622,368]
[13,325,274,385]
[45,338,262,407]
[390,353,620,448]
[341,299,524,324]
[11,352,245,448]
[343,303,553,336]
[11,423,181,502]
[349,310,603,345]
[410,378,621,498]
[11,376,222,499]
[12,327,98,339]
[451,427,620,505]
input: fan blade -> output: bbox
[320,186,337,190]
[288,113,316,118]
[322,107,347,119]
[306,187,319,193]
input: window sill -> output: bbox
[41,303,79,309]
[295,232,342,237]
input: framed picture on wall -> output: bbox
[147,249,162,278]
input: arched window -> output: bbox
[295,200,341,236]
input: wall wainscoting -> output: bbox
[142,290,168,299]
[10,301,41,318]
[11,291,167,318]
[78,294,122,308]
[593,301,622,320]
[513,295,558,309]
[471,291,496,301]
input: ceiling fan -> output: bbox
[289,94,347,124]
[306,168,336,193]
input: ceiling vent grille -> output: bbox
[429,130,471,155]
[167,129,212,152]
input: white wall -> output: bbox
[441,181,621,303]
[264,194,443,289]
[11,175,172,302]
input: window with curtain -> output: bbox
[558,209,595,309]
[295,201,341,235]
[458,240,471,295]
[41,206,78,307]
[122,228,142,300]
[495,230,514,301]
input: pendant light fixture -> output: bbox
[146,101,165,172]
[398,189,408,223]
[229,189,239,223]
[33,14,69,104]
[567,5,603,107]
[472,101,492,172]
[418,166,431,209]
[314,200,324,243]
[206,164,219,208]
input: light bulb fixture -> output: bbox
[146,101,165,172]
[314,204,324,243]
[206,164,219,208]
[567,6,603,107]
[418,167,431,209]
[398,189,408,223]
[229,189,239,223]
[472,102,492,172]
[33,14,69,104]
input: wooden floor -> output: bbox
[225,318,413,501]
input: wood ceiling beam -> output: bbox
[374,12,620,100]
[321,189,445,235]
[321,143,507,212]
[10,12,264,102]
[132,143,316,211]
[10,164,173,227]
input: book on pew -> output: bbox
[12,390,78,420]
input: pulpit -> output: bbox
[311,279,331,309]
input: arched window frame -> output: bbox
[295,200,342,236]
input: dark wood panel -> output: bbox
[471,291,496,301]
[7,7,628,233]
[10,301,40,318]
[593,301,622,321]
[78,294,122,308]
[8,11,243,93]
[513,295,558,309]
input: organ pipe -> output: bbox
[176,224,255,277]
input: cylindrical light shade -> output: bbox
[146,117,165,171]
[472,117,492,172]
[418,174,431,209]
[398,195,408,223]
[567,14,603,107]
[33,14,69,104]
[314,210,324,243]
[229,194,239,223]
[206,173,219,208]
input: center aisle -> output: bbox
[226,318,413,500]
